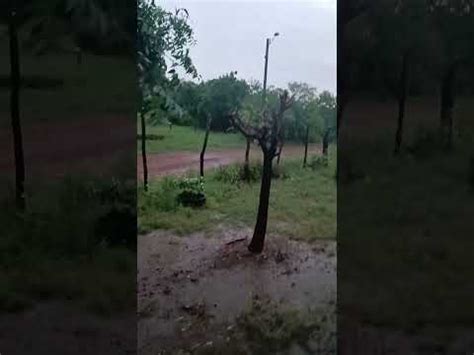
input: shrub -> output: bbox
[215,162,288,184]
[308,155,329,170]
[176,177,206,207]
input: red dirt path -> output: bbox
[137,144,319,179]
[0,115,135,181]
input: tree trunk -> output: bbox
[243,138,251,180]
[9,9,25,211]
[140,110,148,191]
[200,116,212,178]
[440,63,456,150]
[248,152,273,253]
[276,142,284,165]
[394,53,409,155]
[336,96,346,139]
[322,129,329,156]
[303,125,310,168]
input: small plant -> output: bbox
[176,177,206,207]
[308,155,329,170]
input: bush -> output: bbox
[215,162,288,185]
[176,177,206,207]
[308,155,329,170]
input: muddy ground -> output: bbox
[138,227,337,354]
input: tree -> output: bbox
[369,0,430,154]
[137,0,197,190]
[1,0,114,210]
[200,115,212,177]
[7,5,25,210]
[230,91,295,253]
[429,0,474,149]
[197,72,249,131]
[317,91,337,155]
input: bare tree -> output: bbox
[200,114,212,178]
[8,7,25,210]
[303,125,310,168]
[230,91,294,253]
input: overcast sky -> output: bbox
[160,0,336,94]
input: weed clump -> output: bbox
[234,296,335,354]
[308,155,329,170]
[215,162,289,185]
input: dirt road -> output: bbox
[0,115,135,181]
[138,144,319,179]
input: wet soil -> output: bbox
[137,227,337,354]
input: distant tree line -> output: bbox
[154,72,337,145]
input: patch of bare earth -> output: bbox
[138,227,336,354]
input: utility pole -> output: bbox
[262,38,270,104]
[262,32,279,105]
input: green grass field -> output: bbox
[138,125,246,153]
[339,97,474,330]
[138,147,336,242]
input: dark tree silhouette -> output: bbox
[8,6,25,211]
[439,62,457,149]
[394,52,409,155]
[303,125,310,167]
[200,115,212,177]
[230,91,295,253]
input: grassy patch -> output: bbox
[138,125,246,153]
[0,177,135,315]
[138,146,336,242]
[339,98,474,330]
[0,39,134,125]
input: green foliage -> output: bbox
[214,162,289,185]
[176,177,206,208]
[215,163,261,184]
[139,151,337,240]
[308,155,329,170]
[138,0,197,122]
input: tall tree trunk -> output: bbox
[322,129,329,156]
[243,137,251,180]
[276,142,284,165]
[336,96,346,139]
[303,125,310,168]
[9,9,25,211]
[394,53,409,155]
[440,63,456,150]
[200,116,212,178]
[248,152,273,253]
[140,110,148,191]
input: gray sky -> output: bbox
[160,0,336,94]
